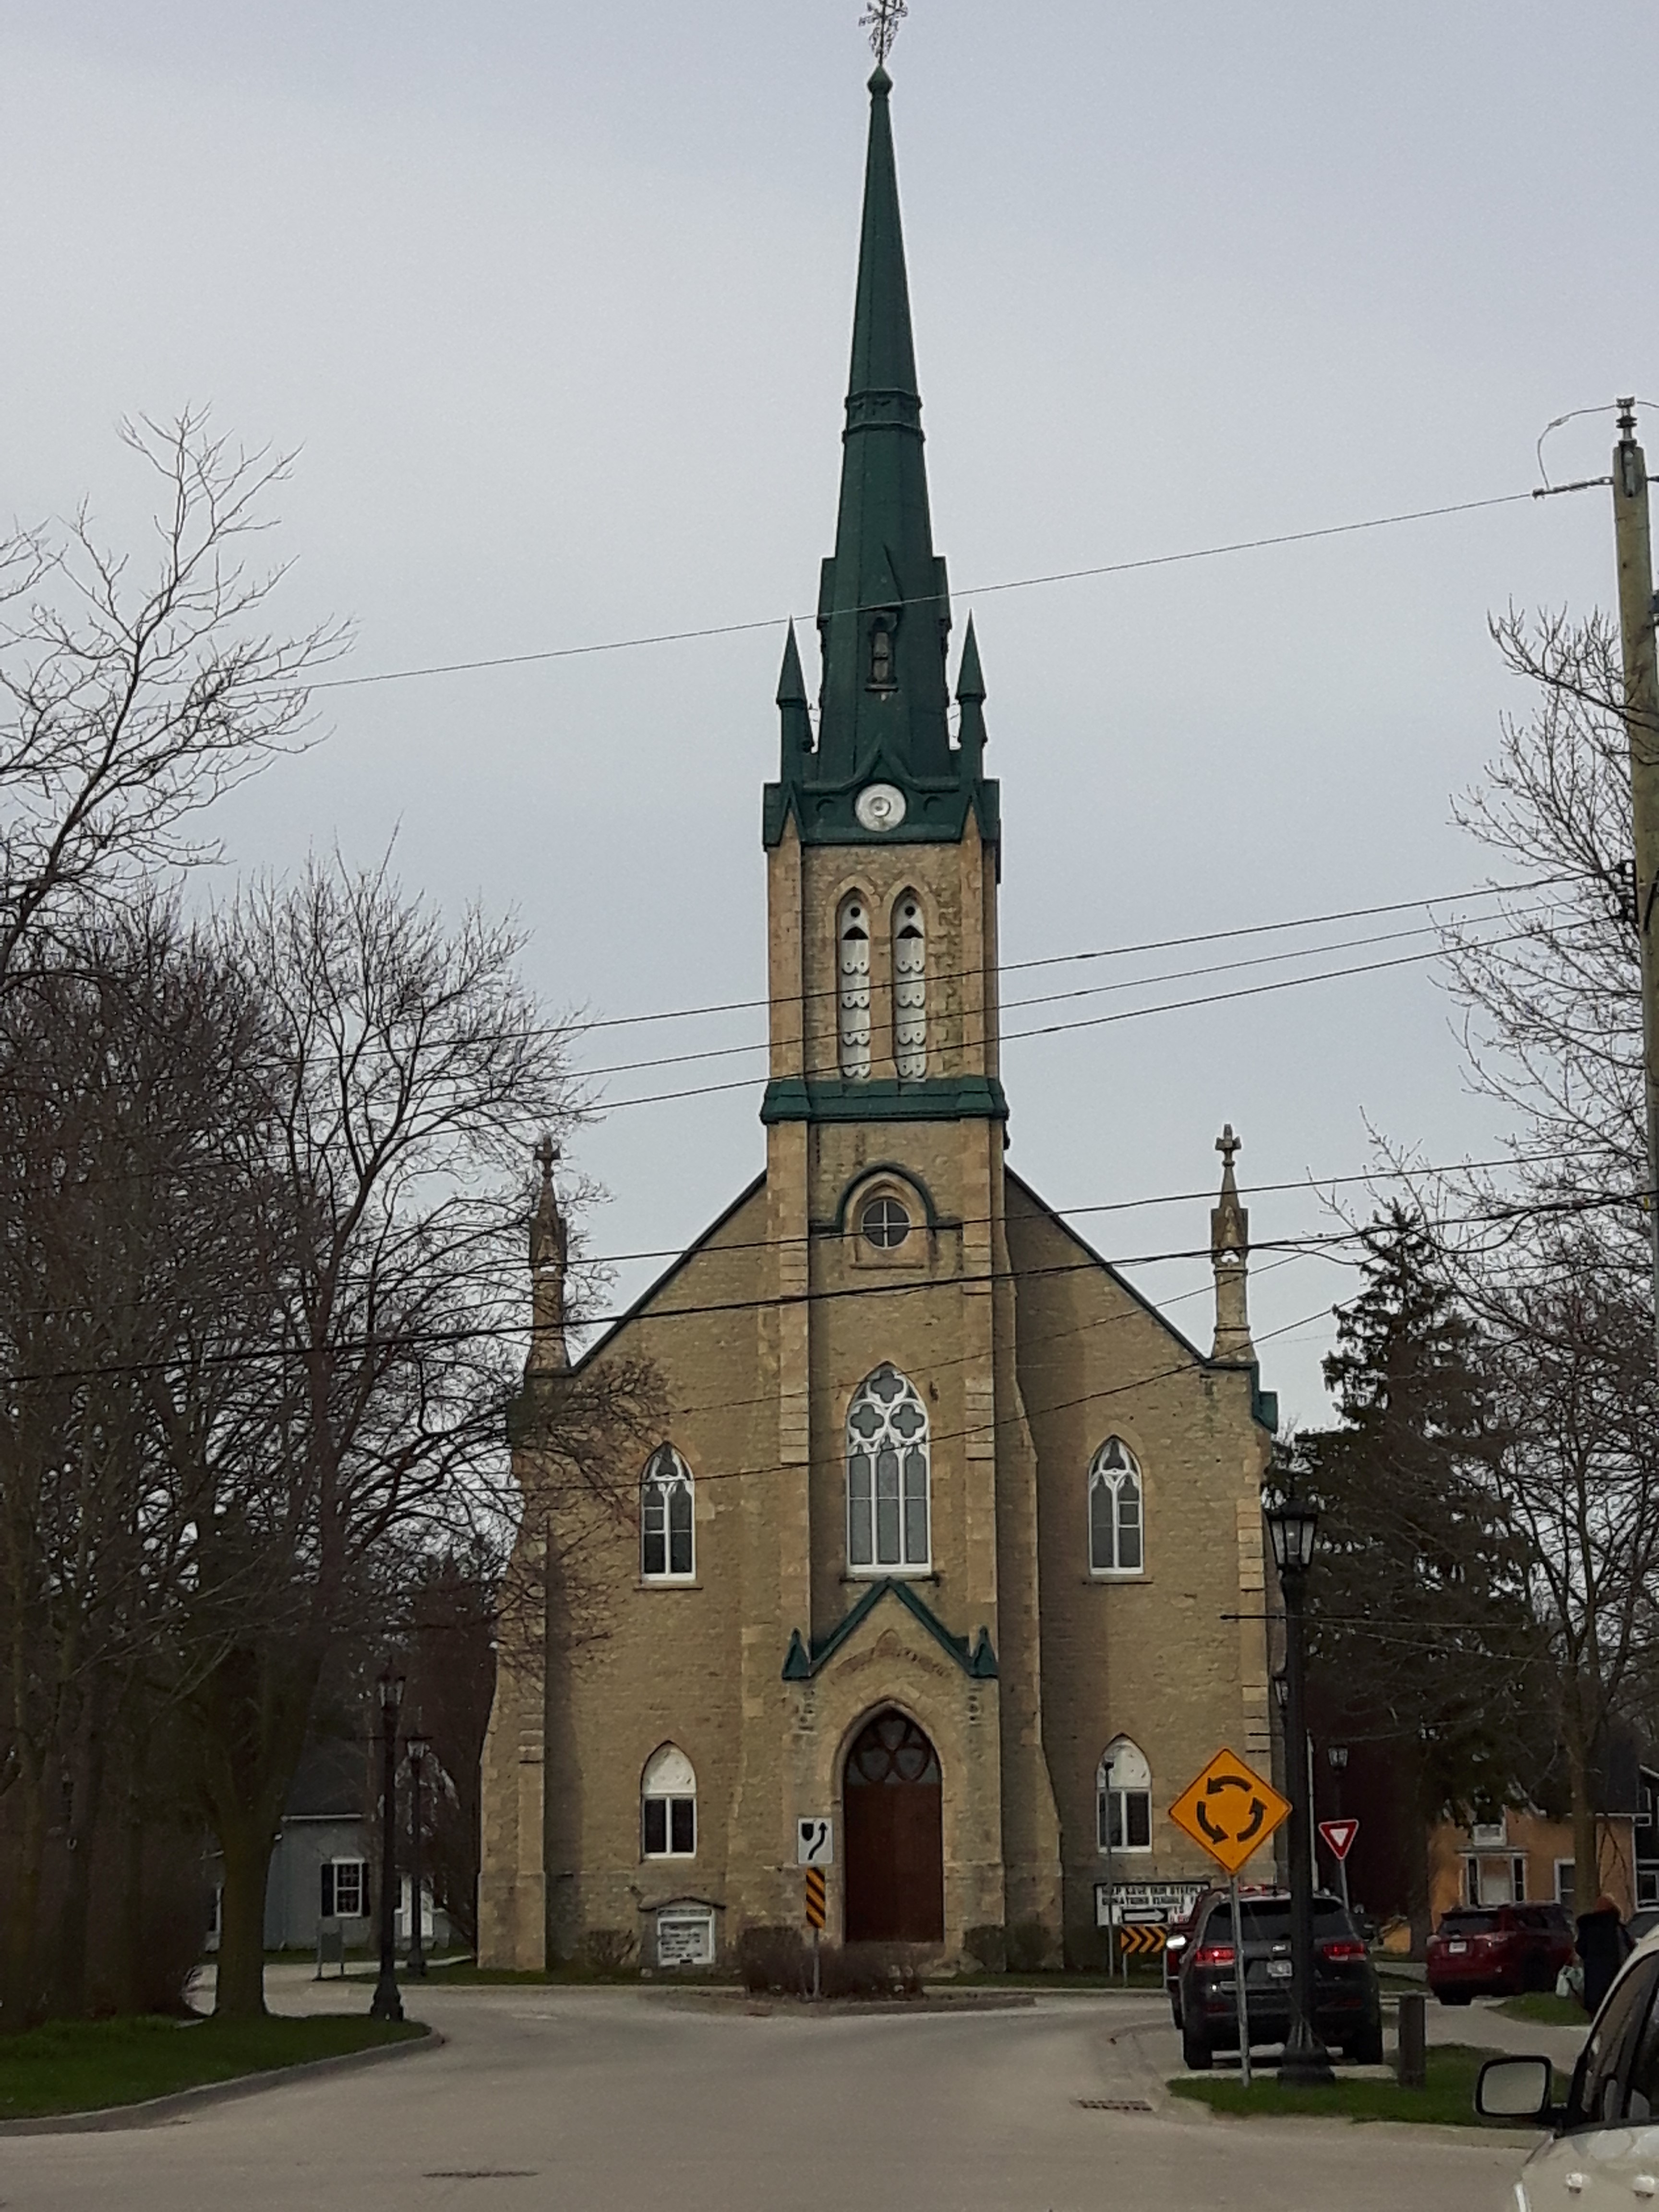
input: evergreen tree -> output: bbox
[1294,1205,1551,1936]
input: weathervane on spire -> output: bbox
[860,0,907,65]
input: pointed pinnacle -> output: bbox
[957,614,986,702]
[777,620,808,707]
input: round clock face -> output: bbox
[854,782,906,832]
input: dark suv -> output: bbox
[1177,1888,1383,2069]
[1428,1903,1574,2003]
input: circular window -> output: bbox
[861,1196,911,1250]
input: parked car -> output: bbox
[1427,1902,1575,2004]
[1627,1906,1659,1946]
[1476,1928,1659,2204]
[1176,1887,1382,2069]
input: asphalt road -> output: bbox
[2,1979,1551,2212]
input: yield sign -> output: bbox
[1319,1817,1359,1862]
[1169,1748,1291,1876]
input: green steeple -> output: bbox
[763,66,998,854]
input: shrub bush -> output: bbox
[963,1924,1007,1974]
[819,1941,924,1999]
[736,1925,809,1996]
[580,1927,638,1975]
[1006,1917,1055,1973]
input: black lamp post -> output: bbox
[370,1667,405,2022]
[1265,1495,1334,2086]
[406,1732,430,1979]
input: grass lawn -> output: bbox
[0,2013,427,2122]
[1168,2043,1565,2128]
[1497,1993,1587,2028]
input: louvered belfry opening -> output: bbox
[842,1709,945,1943]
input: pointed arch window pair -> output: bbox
[837,895,926,1080]
[1088,1438,1143,1575]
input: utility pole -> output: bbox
[1612,398,1659,1370]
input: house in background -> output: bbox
[1427,1746,1659,1924]
[205,1735,452,1955]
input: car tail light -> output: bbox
[1192,1944,1235,1967]
[1320,1938,1367,1962]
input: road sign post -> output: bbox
[1228,1876,1252,2091]
[1170,1748,1290,2084]
[804,1864,827,2000]
[1318,1817,1359,1916]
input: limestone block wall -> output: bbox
[1004,1173,1273,1962]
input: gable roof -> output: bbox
[568,1169,767,1374]
[782,1575,997,1682]
[1003,1165,1209,1365]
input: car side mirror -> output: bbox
[1475,2056,1557,2124]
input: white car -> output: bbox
[1478,1930,1659,2205]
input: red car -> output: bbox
[1427,1902,1575,2003]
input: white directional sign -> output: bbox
[796,1816,834,1866]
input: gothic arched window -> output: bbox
[893,892,926,1079]
[1088,1437,1143,1575]
[838,894,872,1080]
[641,1445,694,1581]
[641,1743,697,1857]
[1097,1737,1152,1853]
[846,1364,930,1571]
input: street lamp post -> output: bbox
[1265,1496,1334,2086]
[370,1667,405,2022]
[406,1732,430,1979]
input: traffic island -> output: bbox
[1168,2044,1564,2128]
[0,2013,430,2127]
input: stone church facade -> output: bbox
[479,66,1278,1973]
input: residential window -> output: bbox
[321,1859,368,1918]
[846,1364,930,1571]
[1088,1438,1144,1574]
[1465,1853,1527,1906]
[642,1745,697,1858]
[1556,1860,1577,1911]
[641,1445,694,1581]
[893,893,926,1079]
[1097,1737,1153,1853]
[838,895,872,1080]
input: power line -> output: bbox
[569,873,1572,1038]
[575,911,1549,1083]
[600,926,1540,1112]
[309,490,1539,694]
[2,1179,1637,1388]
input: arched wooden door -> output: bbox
[842,1710,944,1943]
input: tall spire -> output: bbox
[817,64,949,785]
[528,1135,569,1376]
[1210,1125,1255,1365]
[763,67,997,856]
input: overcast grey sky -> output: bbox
[2,1,1655,1419]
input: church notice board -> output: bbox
[1168,1749,1290,1877]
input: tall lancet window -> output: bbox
[846,1364,930,1571]
[893,893,926,1078]
[838,895,872,1080]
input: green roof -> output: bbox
[763,68,997,854]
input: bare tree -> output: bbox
[1483,1232,1659,1906]
[0,902,275,2028]
[0,410,341,986]
[181,857,653,2019]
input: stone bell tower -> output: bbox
[747,60,1061,1945]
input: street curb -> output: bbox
[0,2022,443,2136]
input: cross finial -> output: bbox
[860,0,907,65]
[1216,1124,1241,1169]
[535,1133,559,1184]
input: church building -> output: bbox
[479,63,1279,1973]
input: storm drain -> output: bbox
[1074,2098,1154,2113]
